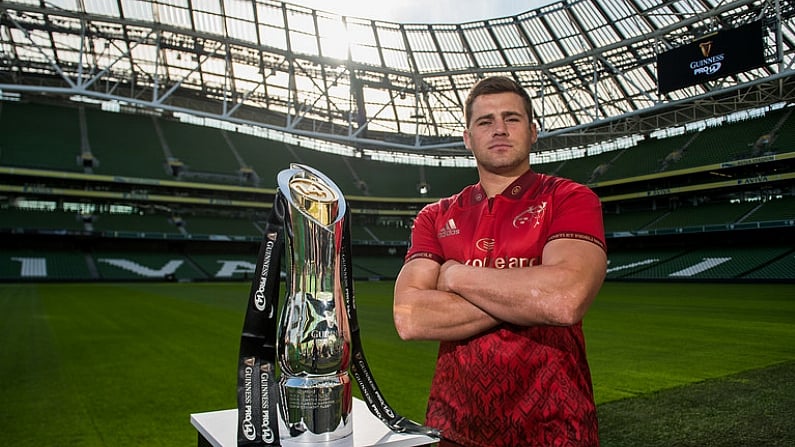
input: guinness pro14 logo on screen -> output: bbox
[657,21,766,94]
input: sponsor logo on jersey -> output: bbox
[465,256,539,268]
[475,238,495,252]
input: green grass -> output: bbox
[1,281,793,446]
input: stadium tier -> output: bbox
[85,107,175,180]
[2,99,793,192]
[0,101,475,197]
[609,247,795,281]
[0,249,94,281]
[2,246,793,282]
[1,87,794,284]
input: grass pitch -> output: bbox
[1,281,793,446]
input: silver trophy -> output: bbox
[276,164,352,442]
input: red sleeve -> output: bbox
[546,181,607,252]
[404,202,445,264]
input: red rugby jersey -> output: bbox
[405,169,606,447]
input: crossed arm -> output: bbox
[393,238,607,341]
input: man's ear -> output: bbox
[463,129,473,152]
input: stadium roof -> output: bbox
[1,0,794,162]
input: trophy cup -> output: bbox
[236,164,437,446]
[276,164,352,442]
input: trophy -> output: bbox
[236,164,437,447]
[276,165,352,442]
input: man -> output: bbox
[393,76,607,447]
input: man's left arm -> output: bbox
[436,237,607,327]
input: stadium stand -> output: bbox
[225,131,296,185]
[0,102,82,173]
[361,224,412,244]
[646,201,759,230]
[1,100,487,199]
[600,134,695,181]
[92,251,206,281]
[603,208,671,234]
[92,212,183,235]
[351,255,407,280]
[548,150,621,184]
[85,107,173,179]
[180,215,263,238]
[617,247,794,281]
[606,249,690,280]
[744,196,795,222]
[742,251,795,280]
[0,249,94,281]
[2,105,794,283]
[186,253,258,280]
[0,207,86,232]
[158,118,242,180]
[1,0,793,284]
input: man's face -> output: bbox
[463,92,537,176]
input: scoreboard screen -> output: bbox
[657,21,766,94]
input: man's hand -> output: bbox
[436,259,462,293]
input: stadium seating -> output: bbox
[2,100,789,196]
[742,251,795,280]
[646,201,758,230]
[180,215,262,238]
[85,108,173,179]
[744,196,795,222]
[224,130,297,185]
[92,212,182,235]
[605,249,688,280]
[601,133,695,181]
[1,100,794,283]
[548,150,620,183]
[2,239,793,282]
[361,224,412,243]
[158,119,242,178]
[616,247,793,280]
[351,255,406,279]
[0,249,94,281]
[0,102,82,172]
[0,208,86,232]
[187,253,258,280]
[771,109,795,150]
[603,208,670,234]
[533,110,791,185]
[92,251,205,281]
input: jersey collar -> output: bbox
[467,169,538,205]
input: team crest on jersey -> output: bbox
[438,218,460,238]
[513,201,547,228]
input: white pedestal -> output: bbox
[191,398,437,447]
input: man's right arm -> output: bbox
[393,257,500,341]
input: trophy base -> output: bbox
[279,373,353,443]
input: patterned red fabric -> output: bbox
[405,170,605,447]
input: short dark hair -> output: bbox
[464,76,535,128]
